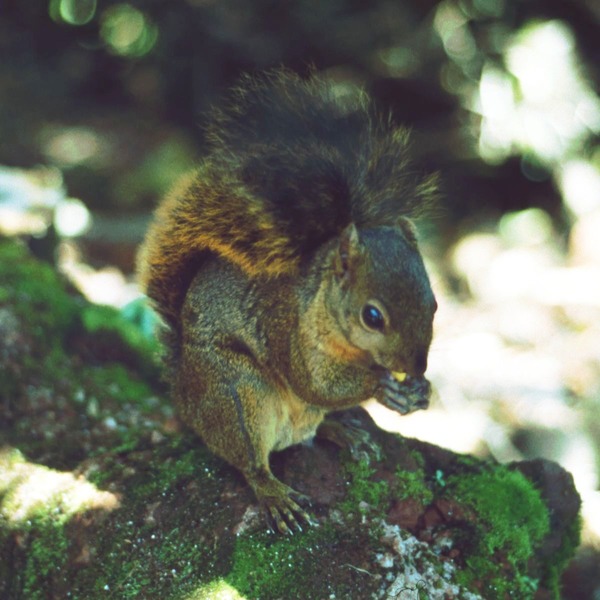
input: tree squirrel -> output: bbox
[138,70,438,534]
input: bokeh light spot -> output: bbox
[498,208,553,247]
[559,160,600,218]
[54,197,92,238]
[100,4,158,57]
[40,126,102,167]
[49,0,97,25]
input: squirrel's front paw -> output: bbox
[378,372,431,415]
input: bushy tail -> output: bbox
[138,70,438,328]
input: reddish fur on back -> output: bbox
[137,163,301,326]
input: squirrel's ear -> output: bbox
[334,223,363,284]
[397,217,419,248]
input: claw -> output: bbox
[249,470,315,535]
[263,494,312,534]
[267,505,292,535]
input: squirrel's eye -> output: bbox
[362,304,385,331]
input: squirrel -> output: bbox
[138,70,439,534]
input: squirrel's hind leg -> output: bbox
[174,345,314,534]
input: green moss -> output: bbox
[407,447,427,470]
[0,239,173,465]
[0,241,223,599]
[0,239,79,347]
[453,467,549,564]
[0,242,68,379]
[227,527,329,598]
[87,434,214,493]
[0,240,160,407]
[0,238,159,371]
[448,465,551,598]
[395,467,434,505]
[226,524,377,600]
[138,438,218,498]
[74,440,227,600]
[85,520,221,600]
[22,516,70,600]
[340,457,390,515]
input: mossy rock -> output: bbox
[0,239,582,599]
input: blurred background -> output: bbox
[0,0,599,596]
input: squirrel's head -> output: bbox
[325,223,436,379]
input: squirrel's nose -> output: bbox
[411,350,428,377]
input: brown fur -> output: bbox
[138,162,301,326]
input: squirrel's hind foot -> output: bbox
[248,468,315,535]
[263,491,315,535]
